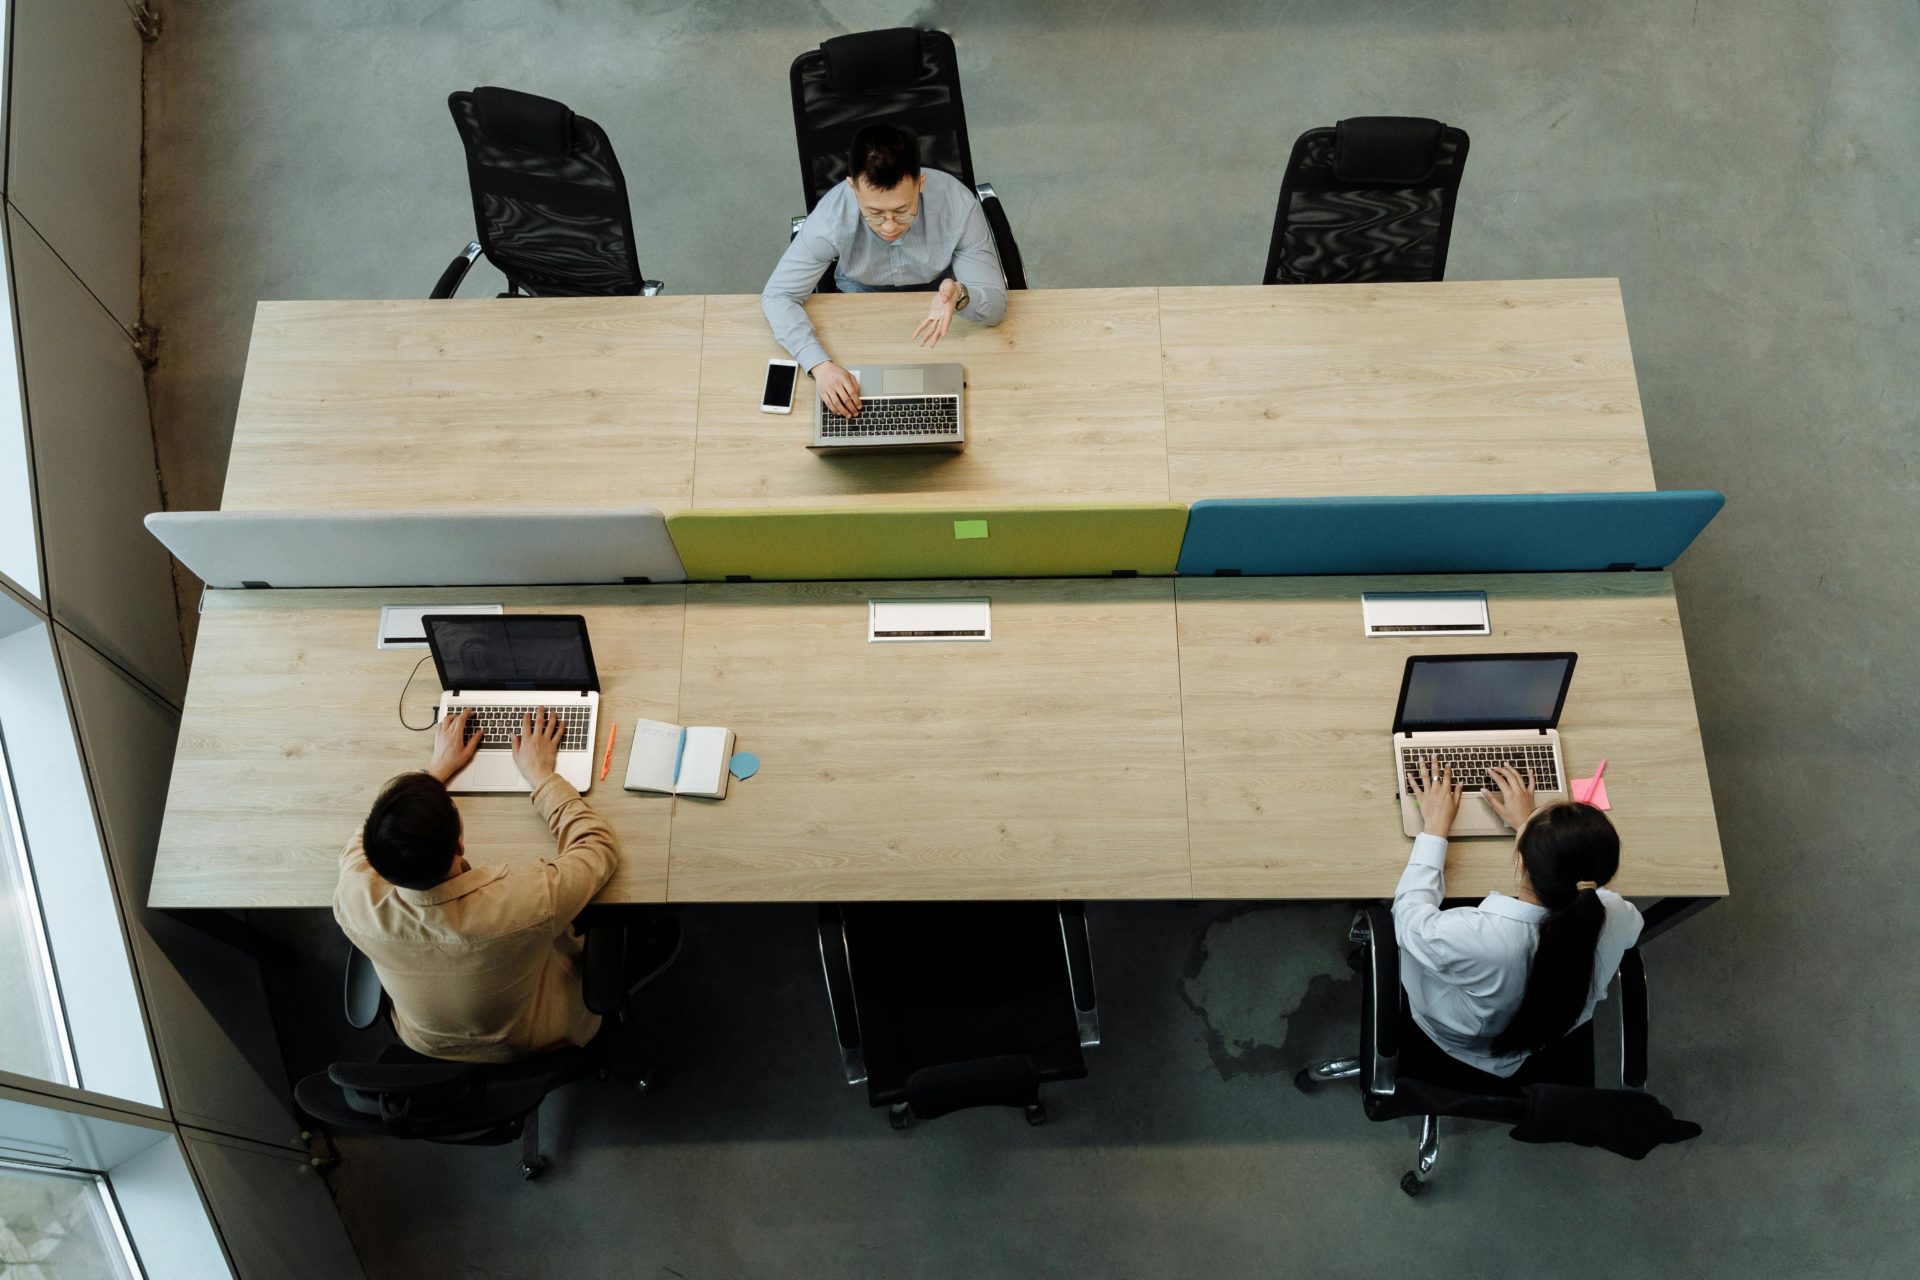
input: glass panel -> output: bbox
[0,210,41,598]
[0,1165,140,1280]
[0,732,71,1082]
[0,620,159,1104]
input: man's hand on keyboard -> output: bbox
[511,707,565,788]
[1485,765,1538,830]
[425,709,482,784]
[812,360,861,417]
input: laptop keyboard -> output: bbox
[1399,743,1561,794]
[444,704,592,752]
[821,395,960,438]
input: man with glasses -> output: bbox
[763,122,1008,418]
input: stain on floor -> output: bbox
[1178,904,1362,1081]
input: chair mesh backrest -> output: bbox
[789,28,976,211]
[448,87,645,296]
[1264,119,1470,285]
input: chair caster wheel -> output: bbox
[1024,1103,1047,1127]
[1293,1068,1318,1094]
[888,1105,910,1131]
[519,1157,549,1182]
[1399,1171,1425,1198]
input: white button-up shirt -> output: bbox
[1392,833,1643,1077]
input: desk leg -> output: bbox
[1636,896,1717,945]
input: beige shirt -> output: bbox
[333,776,618,1063]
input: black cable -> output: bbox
[398,654,438,730]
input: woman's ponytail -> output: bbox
[1489,803,1621,1058]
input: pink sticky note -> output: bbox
[1573,775,1612,810]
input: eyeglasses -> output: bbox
[859,205,918,229]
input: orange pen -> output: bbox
[600,723,618,781]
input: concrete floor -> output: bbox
[143,1,1918,1276]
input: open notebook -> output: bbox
[623,720,736,799]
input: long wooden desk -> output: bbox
[155,586,686,908]
[220,281,1654,511]
[1176,574,1723,901]
[160,278,1723,916]
[222,298,707,512]
[150,577,1726,909]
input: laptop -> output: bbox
[809,362,966,453]
[422,614,601,794]
[1391,652,1577,838]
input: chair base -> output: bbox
[1294,1058,1361,1093]
[886,1099,1050,1130]
[1400,1113,1439,1197]
[516,1109,547,1181]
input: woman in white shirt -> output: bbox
[1395,758,1643,1078]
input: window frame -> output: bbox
[0,717,78,1088]
[0,1155,147,1279]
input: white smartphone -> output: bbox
[760,359,798,414]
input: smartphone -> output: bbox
[760,359,798,414]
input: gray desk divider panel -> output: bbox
[145,508,687,587]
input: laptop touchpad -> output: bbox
[884,367,925,396]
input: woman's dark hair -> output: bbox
[848,123,921,191]
[361,773,462,891]
[1490,801,1622,1057]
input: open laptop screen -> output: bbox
[422,614,598,692]
[1393,652,1576,733]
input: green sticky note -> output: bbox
[953,520,989,540]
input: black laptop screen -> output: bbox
[1394,653,1576,732]
[423,615,596,691]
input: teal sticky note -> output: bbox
[729,751,760,781]
[953,520,989,540]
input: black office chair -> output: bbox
[788,28,1028,291]
[1263,117,1470,285]
[435,86,662,299]
[817,902,1097,1128]
[1296,905,1699,1197]
[295,914,672,1180]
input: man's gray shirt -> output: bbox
[762,170,1008,373]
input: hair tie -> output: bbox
[1575,880,1599,891]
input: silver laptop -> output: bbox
[422,614,601,794]
[1392,653,1576,838]
[809,362,965,453]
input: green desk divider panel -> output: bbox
[667,504,1190,582]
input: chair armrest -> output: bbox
[790,215,807,240]
[974,183,1028,291]
[343,943,386,1031]
[430,241,483,299]
[816,907,866,1084]
[1058,902,1100,1048]
[641,280,665,296]
[1617,947,1648,1089]
[1352,904,1400,1096]
[580,913,625,1017]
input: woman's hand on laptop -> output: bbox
[511,707,565,787]
[1411,756,1464,838]
[425,709,481,784]
[1485,765,1538,829]
[813,360,861,417]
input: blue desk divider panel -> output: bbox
[144,508,687,587]
[667,504,1190,582]
[1176,491,1725,576]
